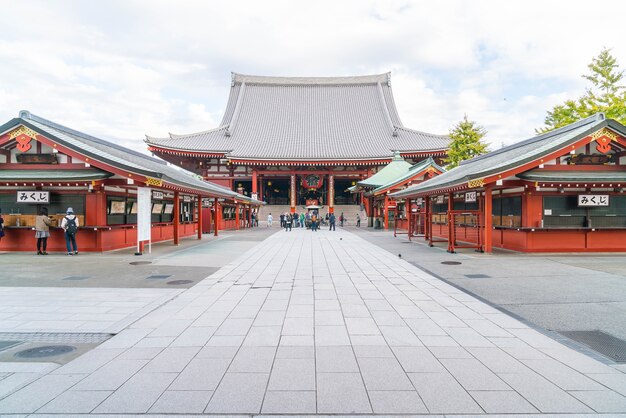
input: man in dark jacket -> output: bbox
[329,213,336,231]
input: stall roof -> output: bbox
[369,157,444,196]
[391,113,626,197]
[0,169,112,181]
[0,111,264,205]
[517,170,626,183]
[357,152,412,188]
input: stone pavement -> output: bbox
[1,228,626,415]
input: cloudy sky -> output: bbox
[1,0,625,153]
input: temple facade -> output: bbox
[146,73,450,213]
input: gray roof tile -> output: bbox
[146,72,450,160]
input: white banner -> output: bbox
[137,187,152,242]
[17,191,49,203]
[578,194,609,207]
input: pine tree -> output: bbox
[539,48,626,132]
[445,115,489,169]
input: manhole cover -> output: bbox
[465,274,491,278]
[146,275,171,280]
[130,261,152,265]
[63,276,89,281]
[560,330,626,363]
[0,332,113,344]
[441,261,462,265]
[15,345,76,359]
[166,280,193,285]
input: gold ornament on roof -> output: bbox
[590,128,618,141]
[145,176,163,187]
[8,125,38,140]
[467,178,485,188]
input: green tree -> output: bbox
[539,48,626,132]
[445,114,489,169]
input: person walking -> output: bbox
[61,207,79,255]
[356,213,361,227]
[311,212,318,232]
[329,212,336,231]
[267,213,273,227]
[250,211,255,228]
[280,213,285,228]
[285,213,293,231]
[300,212,305,228]
[340,212,345,227]
[293,212,299,228]
[35,207,53,255]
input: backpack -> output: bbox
[65,217,78,235]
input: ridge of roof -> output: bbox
[232,72,391,86]
[459,112,606,166]
[370,157,445,194]
[18,110,167,166]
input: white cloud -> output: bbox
[1,0,625,154]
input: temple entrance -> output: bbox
[335,179,359,205]
[263,178,290,205]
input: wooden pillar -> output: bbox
[259,177,264,202]
[197,194,202,240]
[214,198,219,236]
[173,191,180,245]
[407,199,412,241]
[484,186,493,253]
[235,202,240,230]
[383,194,389,230]
[252,169,258,195]
[247,206,252,228]
[290,174,296,213]
[447,192,454,252]
[424,196,430,241]
[328,175,334,213]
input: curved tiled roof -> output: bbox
[0,111,262,204]
[146,72,450,161]
[391,113,626,198]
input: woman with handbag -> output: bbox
[35,207,53,255]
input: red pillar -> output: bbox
[383,194,389,230]
[173,191,180,245]
[484,186,493,253]
[214,198,219,237]
[407,199,412,240]
[252,169,258,195]
[235,202,240,230]
[424,196,430,241]
[328,175,334,214]
[259,177,264,202]
[197,194,202,240]
[447,192,454,252]
[290,174,296,213]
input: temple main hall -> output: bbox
[146,73,450,214]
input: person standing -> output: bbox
[250,211,255,228]
[311,212,317,232]
[300,212,305,228]
[356,213,361,227]
[35,207,53,255]
[340,212,345,227]
[61,207,79,255]
[0,209,5,242]
[280,212,285,228]
[329,212,336,231]
[285,213,293,231]
[267,213,273,227]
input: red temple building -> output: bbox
[0,111,262,252]
[391,114,626,253]
[145,73,450,217]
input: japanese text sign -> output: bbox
[577,195,609,207]
[17,191,49,203]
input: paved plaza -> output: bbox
[0,228,626,416]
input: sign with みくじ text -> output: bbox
[578,195,609,207]
[17,191,49,203]
[465,191,477,203]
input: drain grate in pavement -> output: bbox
[130,261,152,265]
[63,276,90,281]
[0,341,21,352]
[15,345,76,359]
[146,275,171,280]
[167,280,194,285]
[560,330,626,363]
[0,332,113,344]
[441,261,462,265]
[465,274,491,279]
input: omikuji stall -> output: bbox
[391,114,626,253]
[0,111,262,252]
